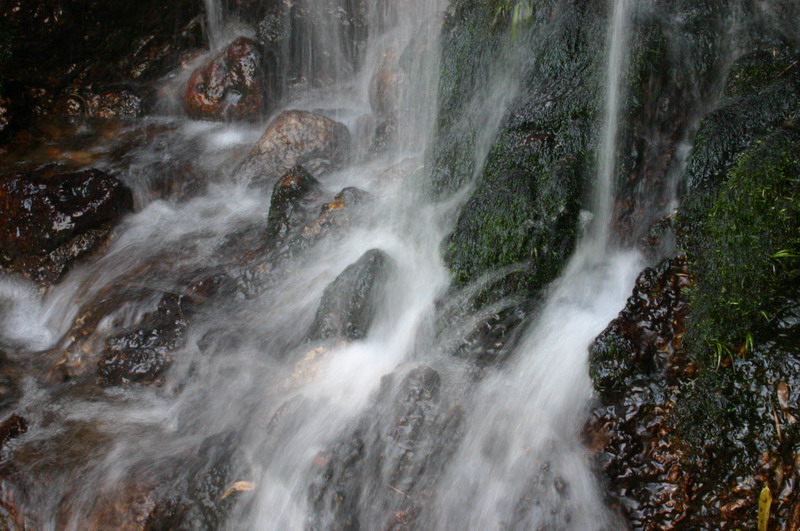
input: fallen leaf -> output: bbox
[220,481,256,501]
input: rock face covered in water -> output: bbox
[308,365,462,530]
[431,0,611,303]
[236,110,351,187]
[185,37,268,121]
[0,168,133,283]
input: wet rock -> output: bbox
[0,0,203,133]
[185,37,267,121]
[236,110,351,187]
[56,87,145,119]
[146,431,247,530]
[90,88,145,119]
[724,48,797,100]
[587,252,800,529]
[433,0,602,298]
[366,43,410,153]
[0,415,27,450]
[586,257,696,529]
[296,187,369,249]
[282,0,368,88]
[0,374,19,415]
[308,365,462,530]
[684,52,800,193]
[0,485,26,531]
[0,168,133,284]
[451,302,532,369]
[308,249,391,341]
[0,98,10,137]
[97,294,188,387]
[369,48,404,118]
[638,213,676,262]
[588,256,692,396]
[265,165,320,246]
[81,480,158,531]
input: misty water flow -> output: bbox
[429,1,640,528]
[0,0,680,528]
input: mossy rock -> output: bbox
[724,48,797,99]
[684,59,800,194]
[437,1,605,295]
[428,0,511,196]
[682,126,800,367]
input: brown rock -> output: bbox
[236,110,351,187]
[184,37,267,121]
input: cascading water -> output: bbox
[428,1,640,528]
[204,0,225,49]
[5,0,792,528]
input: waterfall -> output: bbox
[204,0,225,49]
[592,0,632,250]
[428,1,640,527]
[4,0,777,527]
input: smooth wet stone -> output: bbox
[308,365,462,530]
[236,110,351,187]
[96,294,188,387]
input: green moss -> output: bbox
[683,127,800,367]
[724,50,796,99]
[436,2,605,295]
[429,0,514,195]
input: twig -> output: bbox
[778,60,798,78]
[387,484,411,499]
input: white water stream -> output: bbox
[0,0,647,528]
[429,1,639,528]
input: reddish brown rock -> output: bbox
[184,37,267,121]
[236,110,351,187]
[0,168,133,284]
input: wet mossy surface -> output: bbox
[682,126,800,367]
[432,0,606,296]
[589,32,800,528]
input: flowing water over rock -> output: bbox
[0,0,799,529]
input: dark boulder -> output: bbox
[0,415,27,450]
[236,110,350,187]
[72,87,145,119]
[0,168,133,284]
[433,0,603,300]
[0,0,203,134]
[296,187,369,249]
[586,257,696,529]
[589,257,692,395]
[265,165,320,246]
[308,249,391,342]
[185,37,268,121]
